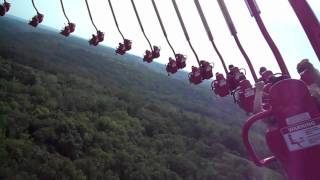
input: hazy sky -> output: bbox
[5,0,320,82]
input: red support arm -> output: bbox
[245,0,291,77]
[289,0,320,62]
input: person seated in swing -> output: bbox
[253,67,287,114]
[227,64,235,76]
[257,67,267,82]
[297,59,320,104]
[226,65,237,90]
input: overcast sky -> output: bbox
[6,0,320,82]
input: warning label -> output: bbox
[281,119,320,152]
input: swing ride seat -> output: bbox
[60,26,71,37]
[97,31,104,42]
[0,5,5,16]
[200,60,213,80]
[68,23,76,33]
[61,23,76,37]
[188,66,202,85]
[124,39,132,51]
[261,70,274,83]
[0,1,10,16]
[212,72,229,97]
[166,57,178,74]
[4,1,10,12]
[175,54,186,69]
[143,50,154,63]
[116,49,126,55]
[37,13,44,23]
[116,43,126,55]
[212,80,229,97]
[236,79,255,113]
[89,35,99,46]
[152,46,161,58]
[227,66,245,91]
[29,16,39,27]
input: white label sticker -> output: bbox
[281,119,320,152]
[286,112,311,126]
[219,80,227,87]
[244,88,255,97]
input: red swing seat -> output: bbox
[212,72,229,97]
[97,30,104,42]
[89,35,99,46]
[4,2,10,12]
[200,60,213,80]
[143,50,154,63]
[68,23,76,33]
[60,26,71,37]
[124,39,132,51]
[188,66,202,85]
[227,66,246,91]
[116,43,126,55]
[0,5,5,16]
[175,54,186,69]
[166,57,178,74]
[152,46,160,58]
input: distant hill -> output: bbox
[0,15,245,126]
[0,16,282,180]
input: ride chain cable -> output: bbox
[108,0,125,40]
[130,0,153,50]
[60,0,70,23]
[172,0,200,66]
[217,0,258,82]
[31,0,40,14]
[151,0,176,56]
[217,0,237,36]
[194,0,228,73]
[84,0,98,32]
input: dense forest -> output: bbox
[0,16,282,180]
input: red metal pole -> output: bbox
[233,35,258,82]
[245,0,291,77]
[289,0,320,62]
[217,0,258,82]
[194,0,228,74]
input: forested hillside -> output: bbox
[0,16,282,180]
